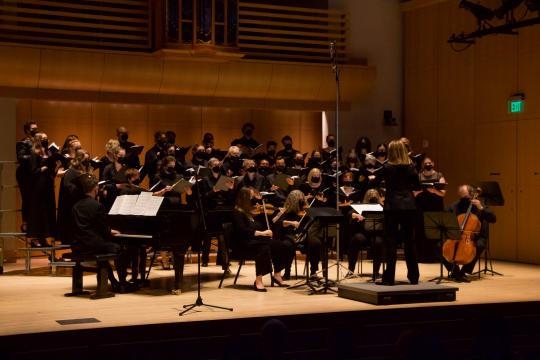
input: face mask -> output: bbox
[30,128,38,136]
[284,143,292,150]
[369,197,379,204]
[117,157,126,165]
[244,129,253,137]
[327,139,335,147]
[258,168,270,176]
[311,176,321,183]
[166,167,175,174]
[267,150,276,157]
[424,165,434,171]
[377,151,387,157]
[119,133,128,142]
[247,167,257,173]
[276,165,286,173]
[212,166,221,174]
[159,140,168,148]
[313,157,321,162]
[294,159,304,166]
[82,159,90,167]
[41,140,49,148]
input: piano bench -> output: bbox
[62,252,117,300]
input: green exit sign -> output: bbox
[509,99,525,113]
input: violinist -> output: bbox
[231,187,291,291]
[346,189,384,279]
[444,185,496,282]
[273,190,308,279]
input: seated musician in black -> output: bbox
[235,159,269,193]
[273,190,308,280]
[444,185,496,282]
[202,157,235,267]
[299,168,328,277]
[346,189,385,279]
[71,173,135,293]
[336,171,363,261]
[232,187,290,291]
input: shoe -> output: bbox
[30,239,42,248]
[283,269,291,280]
[271,276,288,287]
[253,281,267,292]
[409,280,419,285]
[375,280,395,286]
[113,282,137,294]
[345,270,355,278]
[459,274,471,283]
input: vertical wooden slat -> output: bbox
[192,0,197,46]
[224,0,228,46]
[211,0,216,44]
[179,0,183,44]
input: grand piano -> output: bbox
[108,208,200,293]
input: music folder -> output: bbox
[351,204,383,215]
[129,145,144,156]
[215,175,234,192]
[421,182,447,190]
[171,178,192,193]
[272,173,291,190]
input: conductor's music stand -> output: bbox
[472,181,504,277]
[424,212,461,284]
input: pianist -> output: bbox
[71,173,135,293]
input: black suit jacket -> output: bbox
[72,196,111,252]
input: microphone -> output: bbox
[329,40,336,63]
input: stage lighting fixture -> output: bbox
[495,0,525,19]
[460,0,495,26]
[526,0,540,12]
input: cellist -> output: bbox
[444,185,496,282]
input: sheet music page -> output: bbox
[108,195,125,215]
[133,192,163,216]
[351,204,383,214]
[118,195,139,215]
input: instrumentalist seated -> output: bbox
[71,173,136,293]
[231,188,292,291]
[347,189,384,279]
[444,185,496,282]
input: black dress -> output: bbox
[231,209,290,276]
[381,163,420,284]
[26,155,57,240]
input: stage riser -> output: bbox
[2,302,540,359]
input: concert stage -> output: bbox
[1,258,540,359]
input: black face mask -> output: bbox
[247,167,257,173]
[244,129,253,137]
[119,133,128,142]
[117,157,126,165]
[424,165,434,171]
[159,140,168,148]
[312,157,321,163]
[166,167,175,174]
[41,140,49,148]
[311,176,321,183]
[343,181,353,186]
[258,168,270,176]
[294,159,304,166]
[82,159,91,167]
[284,143,292,150]
[368,197,379,204]
[377,151,387,158]
[30,128,38,136]
[327,139,336,147]
[267,150,276,157]
[212,166,221,174]
[276,165,286,173]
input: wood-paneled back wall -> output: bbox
[16,99,322,162]
[403,0,540,264]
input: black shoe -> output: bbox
[253,281,267,292]
[409,280,419,285]
[283,269,291,280]
[375,280,395,286]
[114,282,137,294]
[271,276,288,288]
[201,262,208,267]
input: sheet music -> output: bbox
[133,192,163,216]
[108,193,163,216]
[351,204,383,214]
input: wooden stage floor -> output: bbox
[1,257,540,337]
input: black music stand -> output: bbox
[424,212,461,284]
[308,207,344,294]
[180,167,233,316]
[472,181,504,277]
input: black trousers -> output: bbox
[73,241,130,283]
[383,210,419,284]
[243,237,294,276]
[347,232,384,275]
[443,237,486,275]
[306,223,324,275]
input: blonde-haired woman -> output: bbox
[379,140,420,285]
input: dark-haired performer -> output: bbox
[16,121,38,231]
[72,174,135,293]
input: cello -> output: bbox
[442,188,482,265]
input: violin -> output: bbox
[251,203,275,216]
[442,188,482,265]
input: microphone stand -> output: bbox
[180,166,233,316]
[328,40,349,283]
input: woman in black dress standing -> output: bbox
[380,140,420,285]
